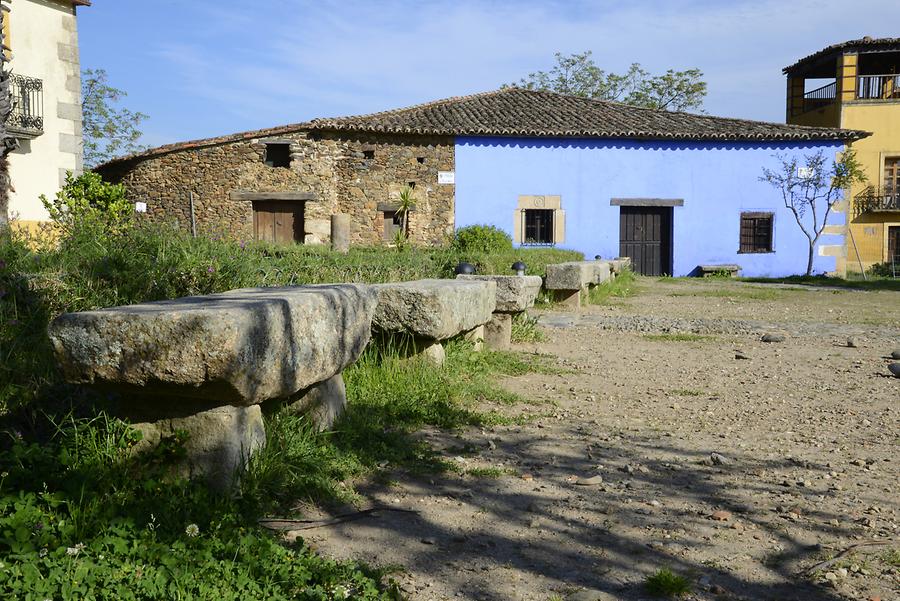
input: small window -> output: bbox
[383,210,404,240]
[739,212,774,253]
[524,209,554,245]
[264,143,291,168]
[416,156,426,164]
[363,149,375,160]
[407,181,416,190]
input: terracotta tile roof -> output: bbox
[96,88,868,170]
[783,37,900,74]
[308,88,868,142]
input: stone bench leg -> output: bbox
[552,289,581,308]
[127,402,266,492]
[464,324,485,351]
[375,333,446,366]
[283,373,347,431]
[484,313,512,350]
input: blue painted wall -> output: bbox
[454,137,846,277]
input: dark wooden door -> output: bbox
[888,226,900,263]
[253,200,305,244]
[619,206,672,276]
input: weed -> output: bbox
[464,466,516,478]
[643,333,713,342]
[881,548,900,567]
[644,568,692,597]
[511,312,545,343]
[669,388,703,397]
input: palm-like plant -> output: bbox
[393,185,415,249]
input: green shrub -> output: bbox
[40,171,133,237]
[452,224,513,254]
[868,261,898,278]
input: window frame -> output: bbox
[738,211,775,254]
[523,208,555,246]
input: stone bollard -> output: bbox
[457,275,543,350]
[331,213,351,253]
[49,284,377,490]
[371,279,497,365]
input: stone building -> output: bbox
[98,88,868,276]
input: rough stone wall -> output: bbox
[98,130,455,246]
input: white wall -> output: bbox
[7,0,83,223]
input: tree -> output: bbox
[81,68,148,168]
[0,0,14,227]
[761,150,867,276]
[509,51,707,112]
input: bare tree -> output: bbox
[761,150,866,276]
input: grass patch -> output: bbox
[741,274,900,292]
[643,333,713,342]
[668,287,781,301]
[644,568,692,597]
[0,219,561,599]
[586,268,636,305]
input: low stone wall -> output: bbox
[456,275,542,349]
[544,260,614,307]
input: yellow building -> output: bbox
[785,37,900,274]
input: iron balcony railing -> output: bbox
[854,186,900,217]
[6,73,44,137]
[803,81,836,112]
[856,74,900,100]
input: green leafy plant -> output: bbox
[644,568,692,597]
[81,68,148,168]
[511,312,545,343]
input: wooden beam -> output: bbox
[230,191,317,201]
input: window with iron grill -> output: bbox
[524,209,554,244]
[739,212,773,253]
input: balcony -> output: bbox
[854,186,900,217]
[5,74,44,138]
[802,81,836,113]
[856,74,900,100]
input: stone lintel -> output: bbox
[610,198,684,207]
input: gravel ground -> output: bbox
[296,277,899,601]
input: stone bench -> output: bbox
[696,264,741,277]
[456,274,543,349]
[371,279,496,363]
[49,284,376,489]
[607,257,632,276]
[544,260,613,308]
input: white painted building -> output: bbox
[5,0,88,226]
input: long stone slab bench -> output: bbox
[49,284,376,489]
[456,274,542,349]
[371,279,496,363]
[544,260,613,308]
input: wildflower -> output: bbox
[66,543,85,556]
[0,471,8,478]
[185,523,200,538]
[0,260,5,270]
[39,548,48,558]
[207,266,215,273]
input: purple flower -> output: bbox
[7,319,18,326]
[0,260,6,270]
[207,266,215,273]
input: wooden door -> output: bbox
[619,206,672,276]
[252,200,305,244]
[888,226,900,264]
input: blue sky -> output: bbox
[79,0,900,149]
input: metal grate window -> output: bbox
[739,212,773,253]
[524,209,554,245]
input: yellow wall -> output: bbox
[841,103,900,270]
[789,102,841,128]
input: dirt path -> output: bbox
[299,278,899,601]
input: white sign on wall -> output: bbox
[134,201,148,213]
[438,171,455,185]
[797,167,813,178]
